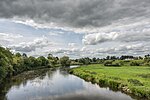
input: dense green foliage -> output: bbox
[0,46,70,83]
[0,47,13,82]
[59,56,71,67]
[72,54,150,67]
[70,64,150,99]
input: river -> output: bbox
[0,66,134,100]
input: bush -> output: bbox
[130,61,140,66]
[128,79,143,86]
[112,62,121,66]
[104,60,113,66]
[144,62,150,66]
[104,60,121,67]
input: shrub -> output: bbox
[130,61,140,66]
[112,62,121,66]
[104,60,113,66]
[144,62,150,66]
[99,79,108,86]
[104,60,121,67]
[128,79,143,86]
[108,80,121,90]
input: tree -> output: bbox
[92,57,97,62]
[110,56,117,60]
[15,52,21,57]
[0,67,6,81]
[28,56,36,67]
[0,47,13,81]
[47,53,53,60]
[36,57,42,66]
[47,54,55,67]
[22,53,27,58]
[60,56,71,67]
[106,56,110,60]
[78,57,91,65]
[37,56,48,66]
[13,53,25,74]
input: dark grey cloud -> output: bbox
[0,0,150,28]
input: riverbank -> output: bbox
[1,66,134,100]
[0,66,51,85]
[69,64,150,99]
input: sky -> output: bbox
[0,0,150,58]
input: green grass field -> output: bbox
[70,64,150,99]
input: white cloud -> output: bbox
[82,19,150,45]
[82,32,119,45]
[68,43,77,47]
[9,36,55,52]
[13,19,55,29]
[13,19,83,34]
[0,32,23,42]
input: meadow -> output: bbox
[70,64,150,99]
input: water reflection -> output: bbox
[2,67,133,100]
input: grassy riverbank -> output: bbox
[69,64,150,99]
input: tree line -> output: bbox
[71,55,150,66]
[0,46,71,83]
[1,45,150,83]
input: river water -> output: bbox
[1,66,134,100]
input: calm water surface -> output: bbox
[2,66,134,100]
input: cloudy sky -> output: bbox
[0,0,150,58]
